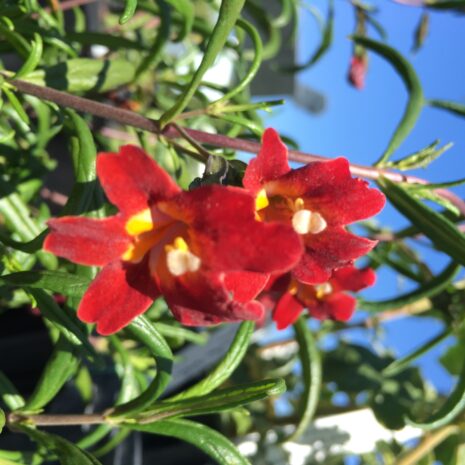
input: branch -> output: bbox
[9,78,465,216]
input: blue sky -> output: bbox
[258,3,465,394]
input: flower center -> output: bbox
[165,237,201,276]
[291,198,327,235]
[314,282,333,299]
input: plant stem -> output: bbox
[8,412,105,427]
[8,78,465,216]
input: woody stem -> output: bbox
[7,77,465,216]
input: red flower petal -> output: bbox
[243,128,290,192]
[223,271,269,302]
[78,258,159,335]
[266,157,385,225]
[44,216,131,266]
[160,185,303,274]
[293,227,377,284]
[157,264,265,326]
[273,291,304,330]
[309,293,356,322]
[97,145,180,215]
[331,266,376,292]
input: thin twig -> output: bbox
[8,78,465,216]
[8,413,105,427]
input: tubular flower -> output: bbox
[271,266,376,330]
[243,128,385,285]
[44,145,303,335]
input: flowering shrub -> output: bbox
[1,2,465,465]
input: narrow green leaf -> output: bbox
[135,1,171,78]
[22,59,135,93]
[18,426,103,465]
[352,36,425,166]
[360,261,459,312]
[0,230,46,254]
[285,317,321,441]
[155,322,208,345]
[380,178,465,266]
[21,336,79,413]
[0,270,90,298]
[165,0,194,41]
[14,33,43,78]
[406,357,465,430]
[0,193,57,269]
[120,0,138,25]
[383,328,452,377]
[425,0,465,10]
[29,289,96,359]
[0,371,25,410]
[387,140,453,171]
[279,0,333,72]
[109,316,173,418]
[169,321,254,401]
[128,418,251,465]
[212,19,263,106]
[2,87,29,125]
[428,99,465,118]
[159,0,246,126]
[0,409,4,435]
[135,379,285,423]
[62,110,99,216]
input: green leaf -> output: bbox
[169,321,254,401]
[2,87,29,125]
[286,317,322,441]
[279,0,333,72]
[128,418,251,465]
[135,379,285,423]
[21,335,80,413]
[0,371,25,410]
[406,356,465,430]
[14,33,43,78]
[165,0,194,41]
[29,289,96,359]
[386,140,453,171]
[424,0,465,10]
[360,261,459,312]
[212,18,263,105]
[352,36,425,166]
[22,59,135,93]
[120,0,138,24]
[383,328,452,377]
[429,99,465,118]
[109,316,173,418]
[62,110,99,216]
[159,0,246,126]
[380,178,465,266]
[18,426,103,465]
[0,270,90,298]
[0,409,4,435]
[135,0,171,78]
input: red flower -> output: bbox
[271,266,376,330]
[348,55,367,90]
[44,145,303,335]
[243,129,385,285]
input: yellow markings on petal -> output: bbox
[288,279,298,296]
[255,189,269,211]
[122,244,136,261]
[315,282,333,300]
[292,209,327,235]
[165,236,201,277]
[125,209,154,236]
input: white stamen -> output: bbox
[292,209,327,235]
[315,282,333,298]
[166,249,201,276]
